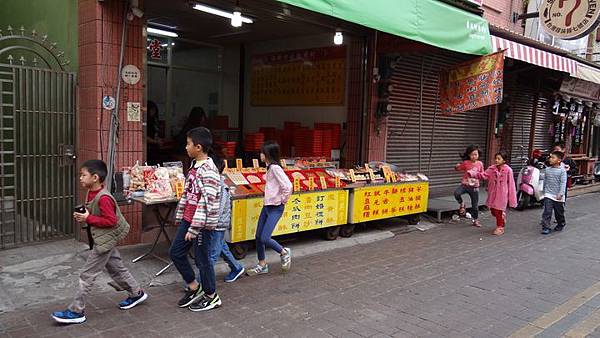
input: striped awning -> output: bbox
[491,35,577,74]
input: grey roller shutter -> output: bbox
[386,51,489,197]
[533,93,555,152]
[506,82,535,174]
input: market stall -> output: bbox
[122,159,429,259]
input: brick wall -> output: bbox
[482,0,525,32]
[78,0,145,245]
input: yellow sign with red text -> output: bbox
[350,182,429,223]
[230,190,348,243]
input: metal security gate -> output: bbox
[386,51,490,197]
[0,29,76,249]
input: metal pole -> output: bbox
[418,58,424,172]
[106,1,129,192]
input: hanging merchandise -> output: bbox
[553,116,566,143]
[552,96,560,115]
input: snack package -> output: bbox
[129,162,146,191]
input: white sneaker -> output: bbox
[281,248,292,273]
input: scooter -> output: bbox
[515,150,546,211]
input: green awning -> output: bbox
[276,0,492,55]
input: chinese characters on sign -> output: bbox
[351,182,429,223]
[440,51,504,115]
[539,0,600,40]
[148,39,162,59]
[231,190,348,242]
[251,46,346,106]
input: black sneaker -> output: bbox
[177,287,204,308]
[189,294,222,312]
[554,225,565,232]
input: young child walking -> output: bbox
[470,151,517,235]
[52,160,147,324]
[246,141,293,276]
[454,145,485,227]
[170,127,223,312]
[541,151,568,235]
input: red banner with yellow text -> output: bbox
[440,51,504,115]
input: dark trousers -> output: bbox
[454,185,479,219]
[169,221,201,284]
[541,198,566,230]
[196,229,217,295]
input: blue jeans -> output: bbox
[196,229,218,295]
[169,221,201,284]
[211,231,243,272]
[255,205,284,261]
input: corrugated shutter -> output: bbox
[506,82,535,174]
[533,93,555,152]
[386,52,489,197]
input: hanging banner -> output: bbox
[250,46,346,106]
[440,51,504,115]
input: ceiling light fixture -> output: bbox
[147,27,179,37]
[231,11,243,27]
[192,3,253,24]
[334,31,343,45]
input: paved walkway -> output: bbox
[2,193,600,337]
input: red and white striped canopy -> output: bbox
[491,35,577,74]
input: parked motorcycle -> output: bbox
[515,150,547,211]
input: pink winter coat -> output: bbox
[470,164,517,211]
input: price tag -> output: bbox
[308,177,315,191]
[319,176,328,190]
[349,169,356,183]
[224,159,229,170]
[382,166,391,183]
[334,176,341,188]
[236,159,243,171]
[252,159,259,169]
[293,177,301,192]
[368,169,376,182]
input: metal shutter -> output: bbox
[386,52,489,197]
[507,82,535,174]
[533,93,555,152]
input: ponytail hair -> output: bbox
[186,127,224,172]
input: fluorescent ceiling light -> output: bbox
[147,27,179,37]
[192,3,253,24]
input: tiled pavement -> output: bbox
[2,193,600,337]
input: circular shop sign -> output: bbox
[102,95,116,110]
[121,64,141,85]
[540,0,600,40]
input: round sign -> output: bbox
[102,95,116,110]
[121,64,141,85]
[539,0,600,40]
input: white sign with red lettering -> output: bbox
[540,0,600,40]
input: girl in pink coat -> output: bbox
[469,150,517,235]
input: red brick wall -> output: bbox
[78,0,145,245]
[482,0,525,32]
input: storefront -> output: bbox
[77,0,493,246]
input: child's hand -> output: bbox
[73,210,89,223]
[556,194,563,201]
[184,232,196,241]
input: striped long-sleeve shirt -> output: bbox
[543,165,567,202]
[175,157,222,231]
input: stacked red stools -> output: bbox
[244,133,265,152]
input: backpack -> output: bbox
[217,177,231,230]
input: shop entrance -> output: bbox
[0,33,76,249]
[144,0,369,168]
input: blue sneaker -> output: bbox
[224,266,244,283]
[118,290,149,310]
[51,309,86,324]
[541,228,551,235]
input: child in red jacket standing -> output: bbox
[470,150,517,235]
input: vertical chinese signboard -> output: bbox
[230,190,348,243]
[349,182,429,223]
[250,46,346,106]
[440,51,504,115]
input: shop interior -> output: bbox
[144,0,370,168]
